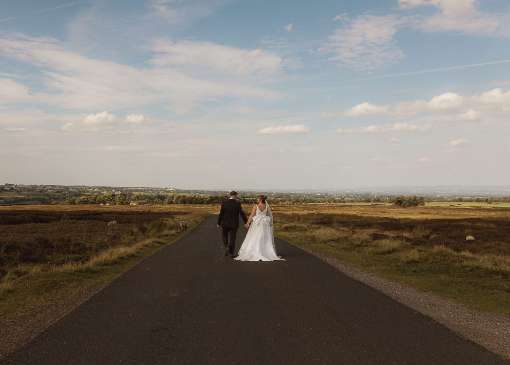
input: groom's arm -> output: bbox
[217,202,225,227]
[239,202,248,224]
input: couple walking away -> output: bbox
[217,191,284,262]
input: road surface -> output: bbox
[5,217,508,364]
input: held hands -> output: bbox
[244,222,250,229]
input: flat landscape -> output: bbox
[1,202,510,362]
[3,217,508,364]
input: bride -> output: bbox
[235,195,284,262]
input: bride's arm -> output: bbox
[245,205,257,226]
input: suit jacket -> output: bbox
[218,198,248,229]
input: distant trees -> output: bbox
[5,183,510,206]
[393,196,426,208]
[65,193,431,206]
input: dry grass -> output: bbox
[310,226,344,243]
[429,245,510,274]
[0,205,207,302]
[369,240,403,255]
[427,201,510,209]
[0,280,13,295]
[272,203,510,220]
[0,205,207,288]
[54,238,154,273]
[399,249,422,264]
[470,255,510,273]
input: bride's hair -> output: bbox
[257,195,267,203]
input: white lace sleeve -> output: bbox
[267,204,273,226]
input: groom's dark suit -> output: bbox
[217,198,248,256]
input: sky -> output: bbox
[1,0,510,190]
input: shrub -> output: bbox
[370,239,402,255]
[393,196,425,208]
[399,249,422,263]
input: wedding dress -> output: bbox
[235,204,284,262]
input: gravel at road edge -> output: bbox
[297,247,510,360]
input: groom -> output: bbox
[217,191,248,257]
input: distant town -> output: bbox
[1,184,509,206]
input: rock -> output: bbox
[177,222,188,232]
[107,220,118,227]
[465,235,476,241]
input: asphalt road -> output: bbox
[5,217,508,365]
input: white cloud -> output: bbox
[457,109,480,121]
[83,111,116,125]
[323,1,509,71]
[362,125,385,133]
[258,125,310,135]
[333,14,349,22]
[61,122,74,132]
[126,114,146,124]
[471,88,510,113]
[0,35,281,113]
[339,87,510,131]
[151,39,282,76]
[449,138,469,147]
[345,102,389,117]
[285,23,294,32]
[428,92,464,110]
[478,88,510,105]
[399,0,438,9]
[0,78,31,101]
[399,0,507,36]
[322,15,405,70]
[345,91,466,118]
[151,0,180,23]
[392,122,429,132]
[371,122,430,133]
[336,127,354,134]
[61,112,117,131]
[62,112,148,131]
[3,127,26,132]
[393,92,464,115]
[150,0,227,25]
[337,122,430,134]
[322,1,510,71]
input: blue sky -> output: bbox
[1,0,510,190]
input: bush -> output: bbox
[393,196,425,208]
[370,239,402,255]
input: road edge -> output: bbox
[280,240,510,361]
[0,216,207,361]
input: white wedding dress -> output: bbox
[235,204,284,262]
